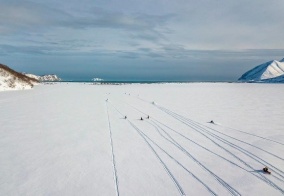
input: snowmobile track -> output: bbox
[106,103,120,196]
[158,107,284,177]
[137,123,218,196]
[149,120,284,192]
[128,121,186,196]
[149,120,248,171]
[145,121,241,196]
[156,106,284,194]
[219,126,284,146]
[107,101,185,195]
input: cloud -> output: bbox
[0,1,174,36]
[1,0,284,81]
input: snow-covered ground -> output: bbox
[1,83,284,196]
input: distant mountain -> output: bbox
[238,58,284,83]
[24,73,61,82]
[92,78,104,82]
[0,64,39,91]
[261,74,284,83]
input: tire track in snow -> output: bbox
[106,102,120,196]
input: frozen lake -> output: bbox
[1,83,284,195]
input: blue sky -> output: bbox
[0,0,284,81]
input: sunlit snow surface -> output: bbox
[1,83,284,196]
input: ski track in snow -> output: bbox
[145,121,241,196]
[150,119,284,189]
[155,105,284,194]
[202,124,284,161]
[158,107,284,179]
[132,95,284,173]
[2,85,283,196]
[109,100,241,195]
[123,94,284,195]
[134,94,284,147]
[218,125,284,146]
[121,99,284,187]
[137,123,218,196]
[148,120,248,171]
[128,121,186,196]
[106,102,120,196]
[108,101,185,196]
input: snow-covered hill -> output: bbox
[260,74,284,83]
[39,74,61,82]
[24,73,61,82]
[238,58,284,82]
[0,64,39,91]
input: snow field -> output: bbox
[1,83,284,195]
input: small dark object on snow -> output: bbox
[147,115,149,119]
[125,116,127,119]
[210,120,214,124]
[140,117,143,121]
[263,166,271,174]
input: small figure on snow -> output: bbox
[147,115,150,119]
[209,120,214,124]
[140,117,143,121]
[106,99,108,102]
[263,166,271,174]
[124,116,127,119]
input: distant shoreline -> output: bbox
[43,81,284,84]
[52,80,236,84]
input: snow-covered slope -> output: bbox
[24,73,40,80]
[39,74,61,82]
[261,74,284,83]
[24,73,61,82]
[0,64,39,91]
[239,58,284,82]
